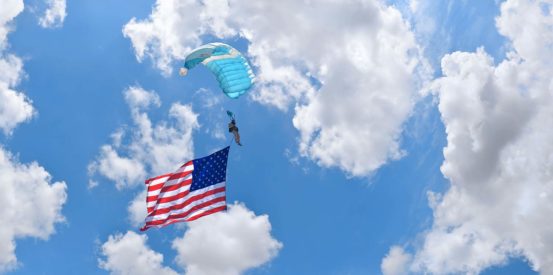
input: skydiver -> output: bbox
[228,118,242,146]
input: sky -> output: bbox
[0,0,552,274]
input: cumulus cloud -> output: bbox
[0,147,67,272]
[99,231,178,275]
[89,86,199,189]
[0,55,36,135]
[122,0,235,75]
[172,202,282,275]
[0,1,36,135]
[100,204,281,275]
[38,0,66,28]
[123,0,429,177]
[391,0,553,273]
[381,246,412,275]
[0,0,23,48]
[127,190,147,227]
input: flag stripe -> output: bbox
[145,174,172,184]
[146,178,192,202]
[144,197,227,226]
[146,190,226,222]
[185,205,227,222]
[146,182,223,212]
[147,187,226,218]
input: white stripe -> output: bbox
[147,174,192,198]
[146,200,227,228]
[149,175,170,186]
[185,201,227,221]
[146,185,226,222]
[147,182,226,216]
[147,192,225,222]
[151,181,226,210]
[146,183,192,209]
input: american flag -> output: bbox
[140,147,230,231]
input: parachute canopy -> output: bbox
[181,43,255,99]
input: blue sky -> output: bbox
[1,0,551,274]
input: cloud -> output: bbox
[88,86,199,189]
[127,190,147,228]
[0,1,36,135]
[0,0,23,48]
[122,0,234,75]
[99,231,178,275]
[38,0,66,28]
[172,202,282,275]
[391,0,553,273]
[123,0,429,177]
[381,246,412,275]
[0,55,36,135]
[0,147,67,272]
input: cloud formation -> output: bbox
[88,86,199,189]
[385,0,553,273]
[172,202,282,275]
[100,203,281,275]
[0,148,67,272]
[123,0,429,177]
[99,231,178,275]
[38,0,66,28]
[381,246,412,275]
[0,0,35,135]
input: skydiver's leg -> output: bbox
[233,130,242,146]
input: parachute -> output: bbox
[180,43,255,99]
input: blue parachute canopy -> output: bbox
[181,43,255,99]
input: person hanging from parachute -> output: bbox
[226,110,241,146]
[179,42,254,146]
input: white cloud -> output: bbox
[38,0,66,28]
[0,0,23,48]
[395,0,553,273]
[123,0,429,177]
[172,202,282,275]
[0,2,66,272]
[0,55,36,135]
[381,246,412,275]
[0,147,67,272]
[122,0,234,75]
[99,231,178,275]
[89,86,199,189]
[128,191,147,228]
[0,1,36,135]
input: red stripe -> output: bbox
[159,178,192,194]
[147,189,192,213]
[144,196,226,226]
[167,170,192,181]
[181,160,193,167]
[185,205,227,222]
[147,187,225,217]
[145,162,193,185]
[145,173,172,185]
[147,182,165,192]
[146,179,192,202]
[146,171,192,193]
[150,188,190,204]
[147,173,190,193]
[146,190,190,213]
